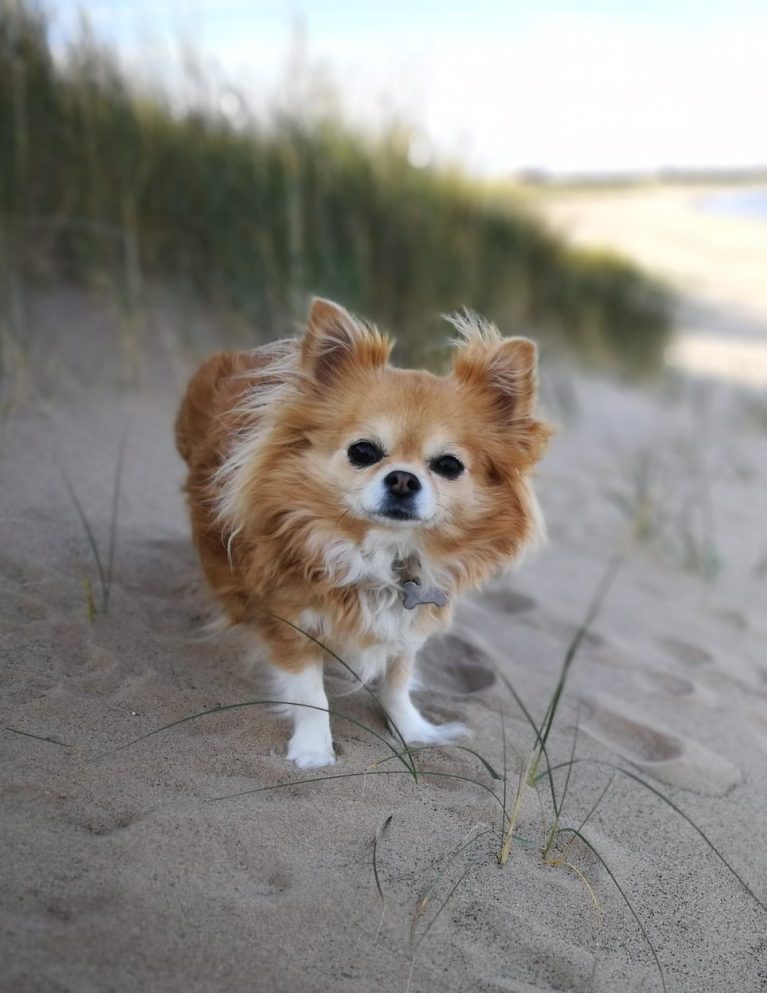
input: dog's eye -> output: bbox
[430,454,464,479]
[347,440,385,467]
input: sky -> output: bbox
[47,1,767,176]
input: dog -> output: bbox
[175,298,550,768]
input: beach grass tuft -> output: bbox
[103,571,766,991]
[58,432,126,617]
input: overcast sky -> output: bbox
[47,1,767,176]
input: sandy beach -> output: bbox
[2,186,767,992]
[539,183,767,387]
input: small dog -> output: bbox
[176,299,549,768]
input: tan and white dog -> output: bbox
[176,299,549,768]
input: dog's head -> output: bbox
[258,298,552,585]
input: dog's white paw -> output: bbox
[390,714,470,746]
[287,733,336,769]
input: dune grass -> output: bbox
[105,544,765,992]
[1,2,672,375]
[608,444,722,580]
[4,724,72,747]
[59,431,126,618]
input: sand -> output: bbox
[2,187,767,993]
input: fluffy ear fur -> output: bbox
[448,311,551,468]
[301,298,392,384]
[448,311,538,422]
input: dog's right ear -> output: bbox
[301,298,392,384]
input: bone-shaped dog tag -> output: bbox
[401,580,449,610]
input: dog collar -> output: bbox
[393,556,449,610]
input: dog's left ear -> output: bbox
[301,298,392,383]
[452,326,550,466]
[452,328,538,423]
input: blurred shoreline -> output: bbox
[535,183,767,387]
[700,186,767,221]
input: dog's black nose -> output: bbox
[384,470,421,497]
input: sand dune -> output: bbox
[2,191,767,992]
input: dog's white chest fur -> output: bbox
[358,584,412,644]
[299,530,434,679]
[348,531,431,642]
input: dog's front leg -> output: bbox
[274,663,335,769]
[379,652,468,746]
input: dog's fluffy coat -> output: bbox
[176,299,549,767]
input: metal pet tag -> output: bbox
[401,580,449,610]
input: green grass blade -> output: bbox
[494,667,559,816]
[103,430,127,614]
[499,706,509,840]
[83,576,97,622]
[543,711,582,857]
[372,812,394,946]
[544,758,766,913]
[371,743,502,780]
[447,746,502,780]
[557,827,666,993]
[372,813,393,901]
[59,463,107,606]
[508,834,539,850]
[574,772,615,836]
[100,699,416,776]
[412,860,475,954]
[557,708,580,818]
[4,725,71,747]
[409,825,494,949]
[207,768,504,808]
[536,548,624,763]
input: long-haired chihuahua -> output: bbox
[176,299,549,767]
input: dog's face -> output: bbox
[272,299,550,567]
[312,369,479,529]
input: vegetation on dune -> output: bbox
[0,2,672,372]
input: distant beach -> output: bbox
[539,183,767,387]
[699,186,767,222]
